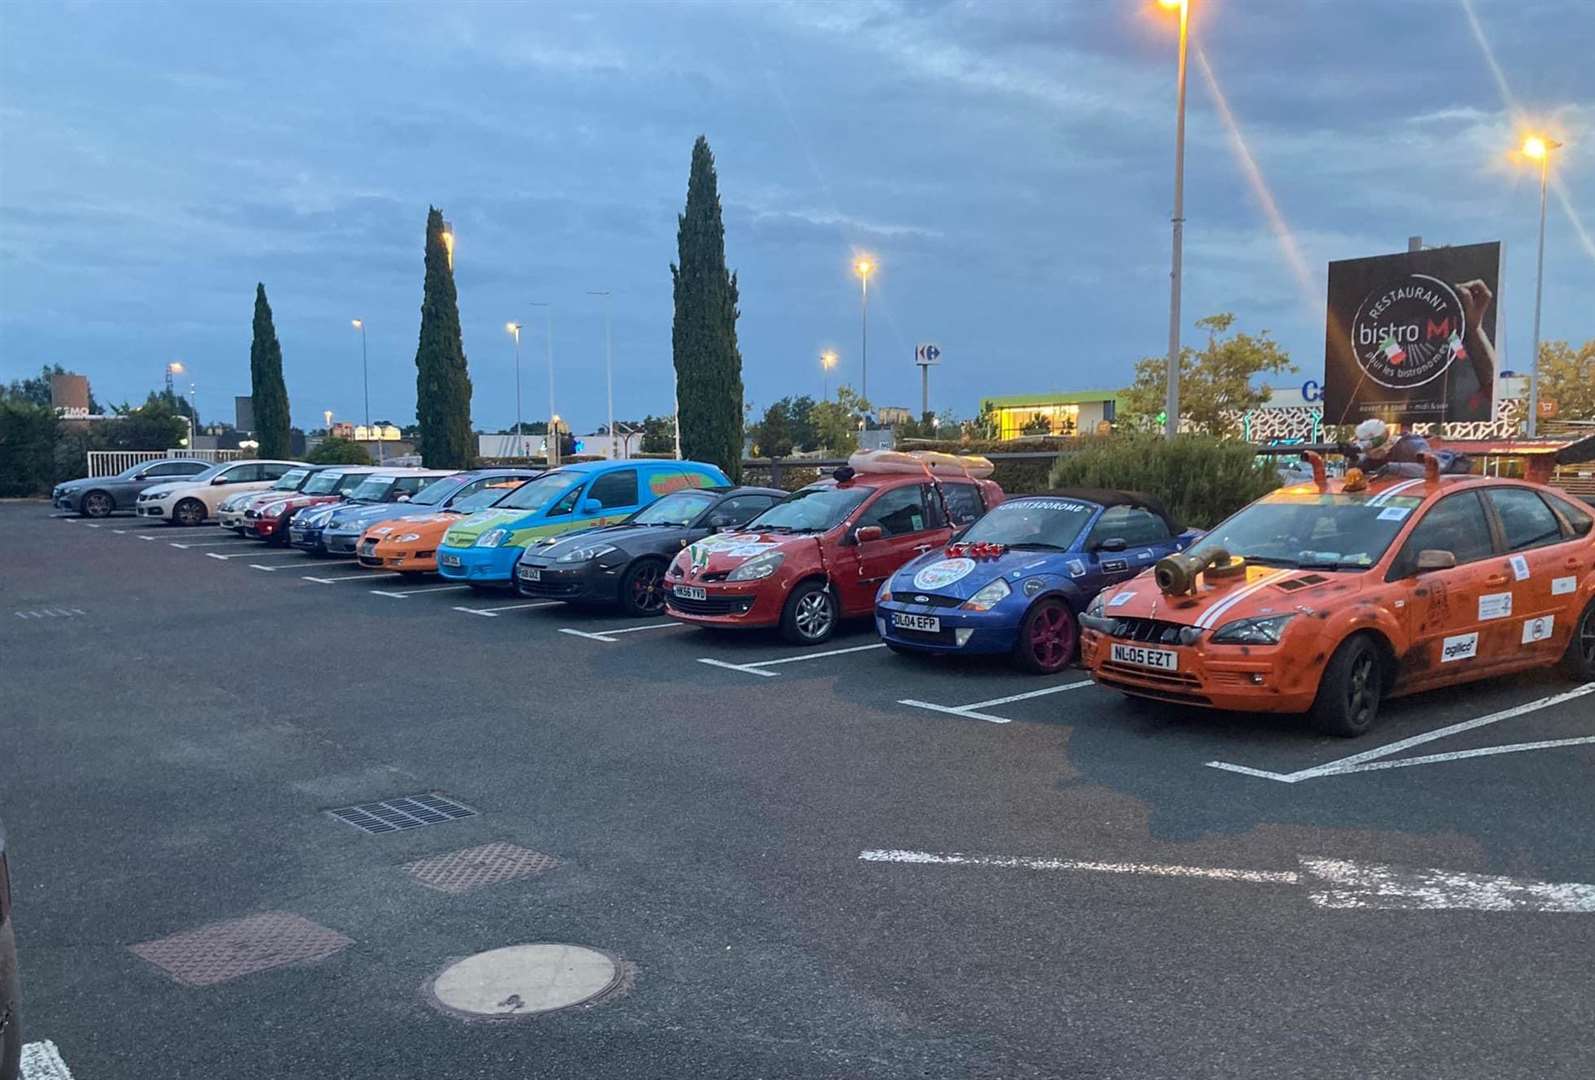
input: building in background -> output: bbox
[50,372,92,418]
[981,390,1119,439]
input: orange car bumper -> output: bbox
[358,546,437,573]
[1080,627,1321,712]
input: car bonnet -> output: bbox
[441,508,530,546]
[889,545,1053,602]
[678,530,810,574]
[1098,563,1355,629]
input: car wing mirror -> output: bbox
[1415,549,1456,572]
[1094,537,1128,552]
[212,476,229,485]
[396,494,411,502]
[854,525,884,543]
[580,498,603,516]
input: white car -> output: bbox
[135,459,307,526]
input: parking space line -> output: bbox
[695,641,887,677]
[138,535,159,540]
[304,572,402,583]
[1207,682,1595,783]
[171,539,254,548]
[370,584,472,597]
[1321,735,1595,775]
[206,550,310,560]
[20,1039,75,1079]
[111,528,127,534]
[249,564,286,571]
[83,523,101,528]
[559,621,680,643]
[897,678,1093,725]
[453,601,561,617]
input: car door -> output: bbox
[580,468,640,528]
[842,483,943,614]
[1483,486,1586,667]
[1386,490,1503,687]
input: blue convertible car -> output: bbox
[875,490,1198,673]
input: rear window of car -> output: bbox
[1487,487,1565,552]
[940,482,985,527]
[1543,491,1594,538]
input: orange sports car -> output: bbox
[355,477,529,576]
[1081,462,1595,735]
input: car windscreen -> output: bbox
[452,482,525,512]
[407,475,466,506]
[302,471,345,495]
[1185,492,1426,570]
[749,485,874,533]
[630,490,717,526]
[959,496,1097,549]
[272,468,311,490]
[497,472,579,512]
[350,475,396,501]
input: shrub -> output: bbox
[307,436,372,465]
[1048,434,1278,529]
[0,399,58,496]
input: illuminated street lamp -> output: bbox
[506,322,526,458]
[1159,0,1190,439]
[853,257,875,402]
[1521,134,1562,438]
[351,319,382,463]
[323,409,334,434]
[529,302,558,466]
[821,349,839,401]
[165,360,184,394]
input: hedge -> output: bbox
[1047,435,1278,529]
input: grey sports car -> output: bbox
[52,458,211,517]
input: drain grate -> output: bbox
[327,792,478,834]
[404,842,560,894]
[130,911,352,987]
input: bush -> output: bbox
[307,436,372,465]
[1048,435,1278,529]
[0,399,59,496]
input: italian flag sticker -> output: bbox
[1448,331,1468,361]
[1379,335,1407,366]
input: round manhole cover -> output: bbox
[428,943,621,1019]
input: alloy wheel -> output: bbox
[1027,604,1076,670]
[1580,607,1595,665]
[83,492,113,517]
[794,590,834,640]
[631,563,666,614]
[1346,651,1377,722]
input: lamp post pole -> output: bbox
[853,258,875,403]
[506,322,525,458]
[530,302,557,466]
[1523,136,1560,439]
[588,290,615,459]
[1162,0,1190,439]
[351,319,382,463]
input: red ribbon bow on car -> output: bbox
[945,541,1006,559]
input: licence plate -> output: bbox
[673,584,706,601]
[441,554,462,568]
[519,566,540,582]
[1111,643,1178,671]
[892,613,941,633]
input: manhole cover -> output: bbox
[130,911,352,987]
[404,842,559,894]
[427,943,621,1020]
[327,791,477,834]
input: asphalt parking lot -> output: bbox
[4,502,1594,1079]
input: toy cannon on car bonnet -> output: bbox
[1154,548,1246,597]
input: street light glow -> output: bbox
[853,257,875,279]
[167,361,184,374]
[351,319,363,329]
[1522,136,1547,160]
[821,350,838,369]
[440,224,455,269]
[506,321,521,335]
[1157,0,1186,9]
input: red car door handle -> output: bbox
[1484,573,1509,586]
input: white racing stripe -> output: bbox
[1194,569,1294,630]
[21,1040,74,1079]
[1368,478,1425,506]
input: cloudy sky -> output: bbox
[2,0,1590,433]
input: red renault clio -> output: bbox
[665,459,1003,644]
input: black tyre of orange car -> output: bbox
[619,558,668,617]
[1561,598,1595,681]
[174,498,206,527]
[1309,634,1383,738]
[81,490,114,518]
[781,580,837,645]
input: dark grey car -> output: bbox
[52,459,210,517]
[1,820,18,1080]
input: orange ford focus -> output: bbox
[1081,469,1595,736]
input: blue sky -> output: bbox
[1,0,1590,433]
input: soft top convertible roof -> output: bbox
[1029,488,1181,534]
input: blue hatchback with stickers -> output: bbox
[876,490,1199,673]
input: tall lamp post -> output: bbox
[529,302,558,466]
[588,290,616,459]
[1521,134,1561,439]
[821,349,838,401]
[853,257,875,402]
[351,319,383,463]
[1159,0,1190,439]
[506,322,525,459]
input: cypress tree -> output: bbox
[249,283,292,458]
[414,206,474,467]
[671,136,744,481]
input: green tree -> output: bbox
[414,206,474,467]
[640,414,676,454]
[1120,313,1295,436]
[1537,339,1595,422]
[108,394,190,449]
[1020,412,1053,435]
[783,395,819,451]
[0,398,59,496]
[249,283,292,457]
[671,136,744,481]
[752,401,794,457]
[810,384,871,456]
[4,364,101,413]
[307,436,372,465]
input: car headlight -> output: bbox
[1210,614,1296,645]
[877,584,893,604]
[476,528,509,548]
[961,578,1011,612]
[393,533,422,544]
[1086,592,1108,617]
[727,551,784,581]
[557,543,616,563]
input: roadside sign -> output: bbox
[915,343,942,365]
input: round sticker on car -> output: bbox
[913,558,976,590]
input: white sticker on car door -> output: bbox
[1509,555,1530,581]
[1521,615,1555,644]
[1552,576,1577,596]
[1478,592,1513,620]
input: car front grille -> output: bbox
[896,593,965,608]
[1101,616,1196,645]
[667,594,753,616]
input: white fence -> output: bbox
[86,449,242,477]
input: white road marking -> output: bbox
[170,539,254,548]
[559,621,679,643]
[249,564,284,571]
[111,528,127,534]
[371,584,472,597]
[20,1039,74,1079]
[83,523,101,528]
[303,572,402,583]
[452,601,561,617]
[860,849,1595,912]
[14,609,87,620]
[898,678,1093,725]
[696,641,888,676]
[138,535,159,540]
[1314,735,1595,775]
[206,549,319,560]
[1207,682,1595,782]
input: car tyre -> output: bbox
[81,490,114,518]
[619,558,668,617]
[1560,598,1595,680]
[1309,634,1384,737]
[1013,598,1078,674]
[781,580,837,645]
[173,498,207,527]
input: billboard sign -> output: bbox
[1323,241,1501,425]
[914,343,942,365]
